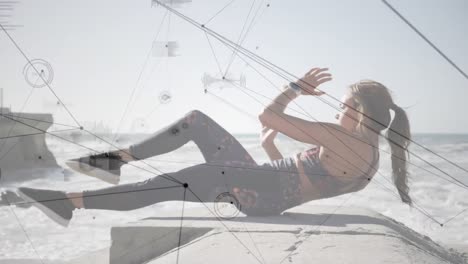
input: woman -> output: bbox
[17,67,412,227]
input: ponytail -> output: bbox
[385,104,412,207]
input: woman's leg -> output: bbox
[78,162,280,211]
[128,110,256,165]
[19,162,299,224]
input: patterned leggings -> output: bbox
[82,110,303,216]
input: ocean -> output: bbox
[0,132,467,261]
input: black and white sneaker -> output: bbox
[66,152,126,185]
[17,187,75,227]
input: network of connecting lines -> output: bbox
[0,0,467,263]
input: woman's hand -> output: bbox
[260,124,283,161]
[260,125,278,146]
[294,67,332,96]
[232,187,258,209]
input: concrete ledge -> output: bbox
[110,226,213,264]
[108,205,467,264]
[0,111,59,181]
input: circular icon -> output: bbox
[214,192,241,220]
[23,59,54,88]
[159,90,172,104]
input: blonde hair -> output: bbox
[349,80,413,207]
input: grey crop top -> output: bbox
[299,146,379,198]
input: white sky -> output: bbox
[1,0,467,134]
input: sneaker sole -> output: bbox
[17,189,70,227]
[65,160,120,185]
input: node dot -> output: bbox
[367,178,371,181]
[79,126,83,130]
[343,171,346,174]
[440,224,444,227]
[171,127,180,135]
[221,171,225,174]
[38,156,42,160]
[183,183,189,188]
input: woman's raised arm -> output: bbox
[260,125,283,161]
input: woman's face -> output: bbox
[335,92,359,132]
